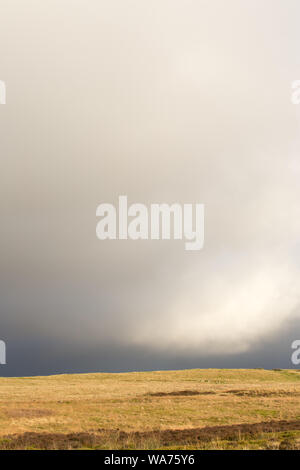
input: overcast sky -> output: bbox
[1,0,300,376]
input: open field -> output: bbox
[0,369,300,450]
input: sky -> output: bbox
[0,0,300,376]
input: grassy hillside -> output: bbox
[0,369,300,449]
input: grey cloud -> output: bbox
[0,0,300,376]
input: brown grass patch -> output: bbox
[146,390,211,397]
[100,419,300,446]
[5,409,53,419]
[223,389,300,397]
[1,419,300,450]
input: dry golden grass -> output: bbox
[0,368,300,449]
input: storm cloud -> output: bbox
[0,0,300,376]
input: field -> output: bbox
[0,369,300,450]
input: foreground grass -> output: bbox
[0,369,300,449]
